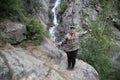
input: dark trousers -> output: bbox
[66,49,78,69]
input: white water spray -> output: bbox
[49,27,56,42]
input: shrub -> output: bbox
[23,0,42,15]
[78,22,116,80]
[0,0,25,20]
[26,18,49,45]
[0,0,42,21]
[78,0,120,80]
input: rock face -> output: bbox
[62,0,99,29]
[111,27,120,70]
[0,48,49,80]
[0,39,99,80]
[3,22,26,44]
[112,18,120,31]
[36,0,51,29]
[0,56,10,80]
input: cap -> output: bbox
[69,25,76,29]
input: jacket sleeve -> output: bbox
[78,31,88,37]
[61,34,68,44]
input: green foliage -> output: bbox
[78,1,120,80]
[78,20,118,80]
[24,0,42,15]
[59,0,67,15]
[0,0,42,21]
[0,0,25,20]
[26,18,49,45]
[0,33,8,42]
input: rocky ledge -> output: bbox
[0,39,99,80]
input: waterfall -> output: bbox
[49,27,56,42]
[49,0,61,43]
[52,0,61,26]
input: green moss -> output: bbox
[59,1,67,15]
[0,33,8,42]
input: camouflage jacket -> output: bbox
[62,32,86,52]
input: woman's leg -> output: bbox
[66,52,72,69]
[71,49,78,69]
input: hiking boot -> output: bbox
[66,67,74,70]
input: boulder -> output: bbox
[4,22,26,44]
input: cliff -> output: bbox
[0,39,99,80]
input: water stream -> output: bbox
[51,0,61,26]
[49,0,61,43]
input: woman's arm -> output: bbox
[81,31,88,35]
[58,35,67,45]
[79,29,92,36]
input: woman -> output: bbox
[58,25,90,70]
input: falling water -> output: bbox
[51,0,61,26]
[49,27,56,42]
[49,0,61,43]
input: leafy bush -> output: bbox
[23,0,42,15]
[26,18,49,45]
[78,0,120,80]
[0,0,25,20]
[78,22,116,80]
[0,0,42,21]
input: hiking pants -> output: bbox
[66,49,78,69]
